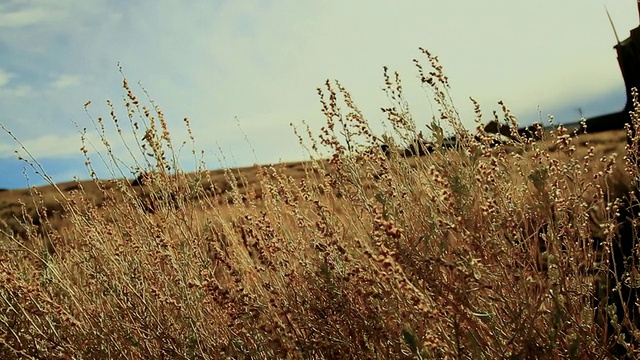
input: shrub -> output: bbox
[0,49,636,359]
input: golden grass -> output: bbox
[1,49,639,358]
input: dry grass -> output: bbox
[1,49,639,359]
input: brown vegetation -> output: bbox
[1,49,640,358]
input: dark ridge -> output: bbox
[380,135,461,159]
[63,184,80,192]
[483,121,544,141]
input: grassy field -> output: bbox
[1,51,639,358]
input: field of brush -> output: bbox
[1,51,639,358]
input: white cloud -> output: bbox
[50,74,83,90]
[1,133,86,159]
[0,6,50,28]
[0,129,140,162]
[0,68,14,87]
[0,140,13,155]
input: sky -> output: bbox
[0,1,638,189]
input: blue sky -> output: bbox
[0,1,637,189]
